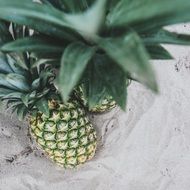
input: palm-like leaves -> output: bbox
[0,0,190,109]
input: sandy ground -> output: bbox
[1,24,190,190]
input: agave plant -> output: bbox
[1,0,190,111]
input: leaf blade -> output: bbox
[0,0,80,40]
[97,32,158,92]
[91,54,127,110]
[57,42,96,101]
[1,37,65,52]
[36,98,49,116]
[146,45,173,60]
[142,29,190,46]
[108,0,190,30]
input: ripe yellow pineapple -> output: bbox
[30,100,97,168]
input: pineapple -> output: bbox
[30,100,97,168]
[74,86,117,113]
[89,97,116,113]
[0,23,97,168]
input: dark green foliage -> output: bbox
[0,23,57,120]
[0,0,190,110]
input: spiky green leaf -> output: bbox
[57,42,96,101]
[91,54,127,110]
[142,29,190,45]
[36,98,49,116]
[0,0,107,40]
[146,45,173,60]
[1,37,65,53]
[0,52,13,74]
[84,65,108,109]
[6,73,30,91]
[108,0,190,30]
[0,74,19,90]
[0,0,80,40]
[98,32,158,92]
[21,94,30,107]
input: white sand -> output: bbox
[1,24,190,190]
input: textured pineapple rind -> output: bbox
[29,100,97,169]
[75,87,117,113]
[90,97,117,113]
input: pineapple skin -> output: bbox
[90,97,117,113]
[29,100,97,168]
[75,86,117,113]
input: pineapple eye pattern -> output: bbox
[30,101,97,168]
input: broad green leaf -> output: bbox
[142,29,190,45]
[6,54,27,75]
[91,54,127,110]
[0,0,106,40]
[135,12,190,33]
[146,45,173,60]
[83,64,109,108]
[0,0,80,41]
[1,37,65,52]
[108,0,190,29]
[97,32,158,92]
[0,52,13,74]
[0,74,19,90]
[57,42,96,101]
[6,73,30,91]
[64,0,107,37]
[36,98,49,116]
[9,53,29,71]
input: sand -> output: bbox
[1,24,190,190]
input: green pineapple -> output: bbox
[0,23,97,168]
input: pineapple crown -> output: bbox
[0,22,57,120]
[0,0,190,110]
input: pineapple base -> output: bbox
[29,100,97,168]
